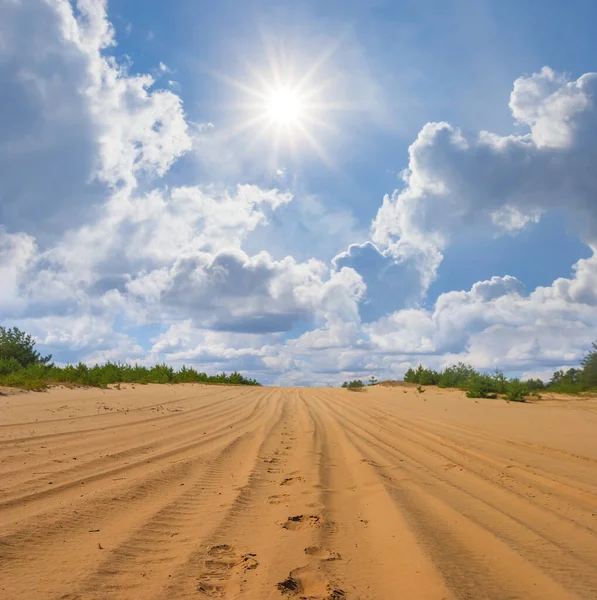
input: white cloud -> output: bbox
[509,66,592,149]
[127,249,364,334]
[490,205,542,232]
[365,263,597,372]
[371,67,597,298]
[0,0,191,239]
[1,3,597,385]
[0,228,37,316]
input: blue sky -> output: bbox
[1,0,597,385]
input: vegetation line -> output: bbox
[341,345,597,402]
[0,327,261,390]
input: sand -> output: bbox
[1,384,596,600]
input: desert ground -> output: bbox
[1,384,596,600]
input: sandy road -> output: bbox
[1,384,597,600]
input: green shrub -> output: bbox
[400,342,597,398]
[0,358,261,390]
[465,373,497,399]
[437,363,476,388]
[490,368,509,394]
[548,368,584,393]
[342,380,365,391]
[0,357,23,376]
[404,365,440,385]
[403,367,416,383]
[525,378,546,391]
[505,379,527,402]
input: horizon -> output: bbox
[2,0,597,386]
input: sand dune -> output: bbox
[1,384,597,599]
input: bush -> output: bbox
[548,368,584,393]
[0,325,264,391]
[342,380,365,391]
[399,341,597,398]
[465,373,498,399]
[525,378,546,391]
[505,379,527,402]
[0,363,50,390]
[437,363,476,388]
[404,365,441,385]
[0,358,261,390]
[490,368,509,394]
[0,357,23,376]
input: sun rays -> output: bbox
[205,37,351,173]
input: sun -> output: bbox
[209,41,351,169]
[265,86,304,125]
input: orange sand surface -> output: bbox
[1,383,596,599]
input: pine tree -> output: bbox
[581,342,597,390]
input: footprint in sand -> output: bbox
[304,546,342,561]
[196,544,258,596]
[276,566,345,598]
[280,476,305,486]
[268,493,290,505]
[282,515,320,531]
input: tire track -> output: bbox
[0,391,271,568]
[0,387,272,599]
[0,389,266,514]
[149,388,292,599]
[1,385,596,600]
[305,390,451,600]
[72,430,266,599]
[318,389,597,599]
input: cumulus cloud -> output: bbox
[273,263,597,386]
[127,249,364,334]
[0,0,191,241]
[0,0,102,237]
[0,228,38,315]
[363,262,597,374]
[149,323,270,370]
[371,67,597,296]
[0,0,364,356]
[1,2,597,385]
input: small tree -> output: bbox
[344,380,365,391]
[491,368,508,394]
[0,327,51,368]
[438,362,476,388]
[524,378,545,391]
[549,367,583,393]
[505,379,527,402]
[368,375,378,386]
[581,342,597,390]
[403,367,416,383]
[465,373,497,399]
